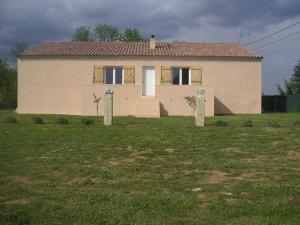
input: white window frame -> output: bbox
[172,67,190,85]
[105,67,124,85]
[189,68,191,85]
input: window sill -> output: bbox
[92,83,136,86]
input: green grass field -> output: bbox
[0,111,300,225]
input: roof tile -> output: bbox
[19,41,261,59]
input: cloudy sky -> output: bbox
[1,0,300,94]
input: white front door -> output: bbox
[142,67,155,96]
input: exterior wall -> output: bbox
[156,85,214,116]
[17,56,261,116]
[204,59,262,114]
[81,84,214,116]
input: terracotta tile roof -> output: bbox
[19,41,262,59]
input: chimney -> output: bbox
[149,34,156,49]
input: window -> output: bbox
[182,68,189,85]
[172,68,180,84]
[105,67,123,84]
[105,68,113,84]
[171,68,190,85]
[115,68,122,84]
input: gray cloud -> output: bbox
[198,0,300,28]
[0,0,300,93]
[1,0,299,45]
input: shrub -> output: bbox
[293,121,300,127]
[81,118,94,125]
[55,118,69,125]
[215,120,228,127]
[242,120,253,127]
[267,122,280,128]
[3,117,17,124]
[32,117,44,124]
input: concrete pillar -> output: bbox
[104,89,113,126]
[195,89,205,127]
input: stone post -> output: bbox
[104,89,113,126]
[195,89,205,127]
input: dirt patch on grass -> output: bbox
[52,171,67,179]
[156,157,167,161]
[126,146,151,160]
[272,141,283,146]
[128,152,148,160]
[165,148,175,153]
[243,155,270,163]
[40,156,53,160]
[5,198,32,205]
[222,147,242,153]
[8,175,50,185]
[25,156,33,161]
[225,198,238,205]
[234,171,270,181]
[90,177,101,183]
[183,168,202,175]
[240,191,250,197]
[281,196,294,203]
[108,158,136,166]
[203,170,230,184]
[7,175,32,184]
[101,147,151,166]
[163,171,175,179]
[288,150,300,159]
[243,154,283,165]
[199,201,210,213]
[127,146,152,154]
[66,176,101,185]
[178,160,193,166]
[66,177,88,185]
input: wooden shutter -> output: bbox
[124,66,135,84]
[93,66,104,84]
[191,68,202,85]
[161,67,171,84]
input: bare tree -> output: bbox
[93,93,101,116]
[184,96,196,115]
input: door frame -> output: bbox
[142,67,156,96]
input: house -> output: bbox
[17,35,262,117]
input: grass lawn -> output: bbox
[0,110,300,225]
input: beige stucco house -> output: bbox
[17,36,262,117]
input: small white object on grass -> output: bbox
[187,187,203,192]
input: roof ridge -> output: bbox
[39,41,240,45]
